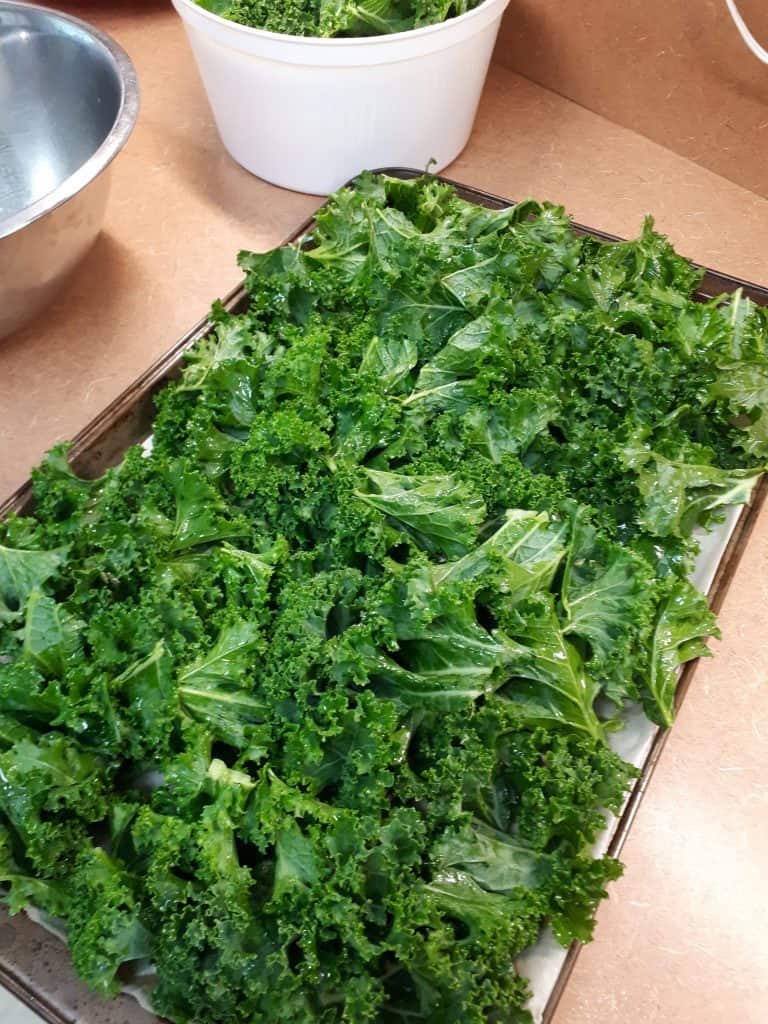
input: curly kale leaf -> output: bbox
[0,733,108,873]
[177,621,267,747]
[623,444,761,539]
[23,590,83,677]
[68,848,153,997]
[433,820,550,894]
[499,595,604,742]
[199,0,484,40]
[0,543,68,624]
[435,509,567,605]
[559,507,656,703]
[355,469,486,558]
[641,577,719,726]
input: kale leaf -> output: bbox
[195,0,482,37]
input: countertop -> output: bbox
[1,2,767,1023]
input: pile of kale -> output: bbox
[1,174,767,1023]
[195,0,482,37]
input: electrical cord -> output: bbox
[725,0,768,64]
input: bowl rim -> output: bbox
[0,0,140,242]
[172,0,504,48]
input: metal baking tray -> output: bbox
[1,168,767,1024]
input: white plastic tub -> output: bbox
[171,0,511,195]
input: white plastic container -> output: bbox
[171,0,511,195]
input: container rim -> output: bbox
[173,0,506,48]
[0,0,140,242]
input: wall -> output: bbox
[495,0,768,198]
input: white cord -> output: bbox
[725,0,768,64]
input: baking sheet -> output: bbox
[1,169,767,1024]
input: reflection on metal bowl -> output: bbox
[0,1,139,339]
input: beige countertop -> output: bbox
[1,3,767,1022]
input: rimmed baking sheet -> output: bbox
[1,169,767,1024]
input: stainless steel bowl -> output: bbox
[0,1,139,339]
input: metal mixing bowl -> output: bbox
[0,2,139,339]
